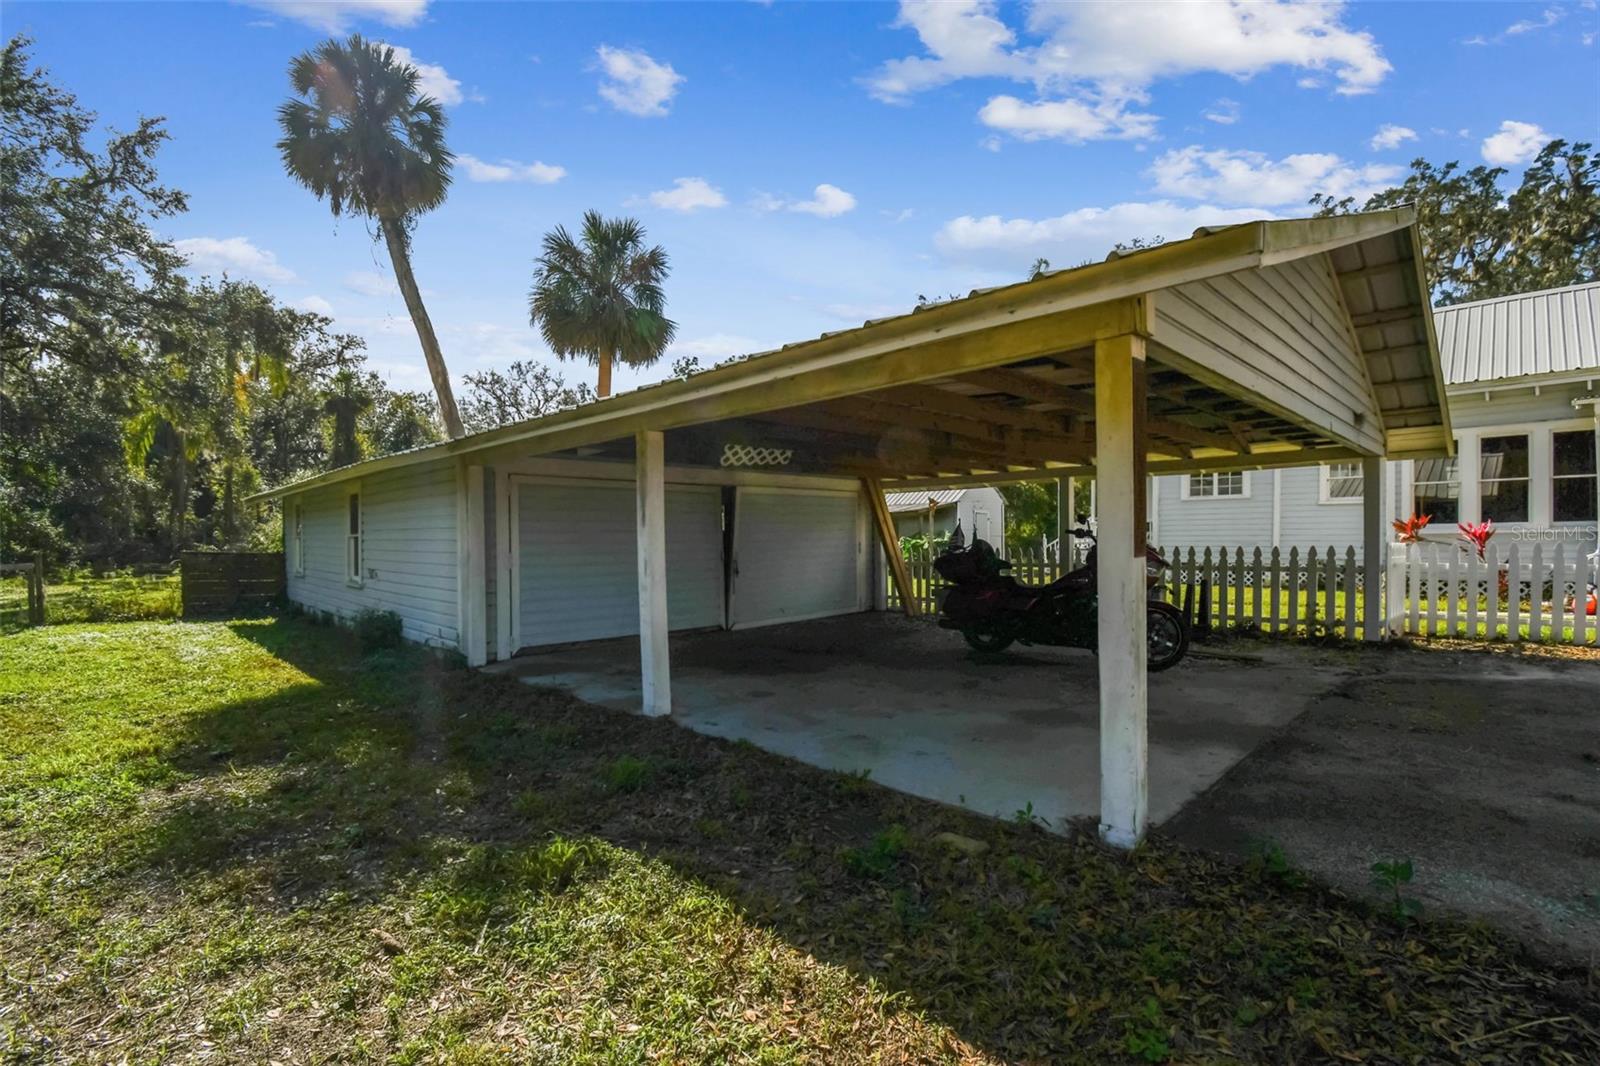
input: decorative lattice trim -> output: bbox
[720,443,794,468]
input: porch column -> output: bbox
[1094,332,1149,849]
[1056,476,1074,562]
[1361,454,1384,643]
[494,467,514,662]
[457,461,487,666]
[635,430,671,717]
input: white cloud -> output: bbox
[595,45,684,117]
[883,207,917,223]
[294,295,335,316]
[239,1,428,33]
[344,271,398,298]
[382,44,468,107]
[979,94,1158,143]
[640,177,726,212]
[867,1,1391,142]
[1203,98,1241,125]
[755,183,858,218]
[1369,123,1418,150]
[1481,120,1550,165]
[1465,5,1566,44]
[1148,146,1400,208]
[457,153,565,184]
[174,236,296,283]
[935,200,1269,269]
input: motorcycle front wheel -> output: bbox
[962,625,1016,653]
[1146,603,1189,672]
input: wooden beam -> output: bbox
[874,383,1073,435]
[863,478,918,617]
[959,367,1096,414]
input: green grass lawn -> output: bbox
[2,619,1595,1063]
[0,571,179,631]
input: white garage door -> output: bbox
[516,479,724,648]
[730,488,862,628]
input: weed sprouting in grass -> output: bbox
[1371,858,1423,923]
[841,824,909,879]
[1123,997,1171,1062]
[834,767,873,796]
[602,754,655,793]
[1245,839,1305,889]
[1012,800,1049,828]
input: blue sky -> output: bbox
[8,1,1599,396]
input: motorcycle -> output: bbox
[933,524,1190,671]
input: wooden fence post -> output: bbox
[30,554,45,625]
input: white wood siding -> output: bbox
[483,467,497,656]
[1155,258,1384,454]
[285,458,460,648]
[1153,472,1273,550]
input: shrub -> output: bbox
[602,755,655,793]
[842,824,910,879]
[353,609,403,652]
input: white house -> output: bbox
[885,487,1006,546]
[253,210,1451,848]
[1150,282,1600,560]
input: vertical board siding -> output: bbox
[516,480,723,647]
[285,458,460,648]
[732,489,863,627]
[483,466,497,656]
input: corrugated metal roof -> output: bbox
[1434,281,1600,386]
[884,489,966,513]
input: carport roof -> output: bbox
[251,209,1450,502]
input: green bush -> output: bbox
[602,755,656,793]
[352,609,404,652]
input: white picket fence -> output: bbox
[886,540,1600,648]
[1386,540,1599,646]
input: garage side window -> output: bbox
[1479,435,1529,523]
[1553,429,1597,523]
[1184,471,1248,499]
[292,503,304,576]
[346,491,362,585]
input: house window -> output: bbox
[1479,434,1530,523]
[1413,455,1460,523]
[1185,471,1248,499]
[1320,461,1364,503]
[292,503,304,576]
[1553,429,1597,523]
[346,492,362,584]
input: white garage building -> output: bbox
[255,210,1451,848]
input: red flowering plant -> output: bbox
[1457,520,1495,560]
[1392,514,1431,543]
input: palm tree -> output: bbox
[276,35,465,437]
[529,211,676,399]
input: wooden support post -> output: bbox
[495,467,514,662]
[457,462,488,666]
[636,430,671,717]
[31,555,46,625]
[864,477,919,617]
[1095,332,1148,849]
[1361,454,1384,642]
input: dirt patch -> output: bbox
[1164,647,1600,963]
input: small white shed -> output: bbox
[886,487,1007,546]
